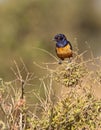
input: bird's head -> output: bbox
[53,34,67,42]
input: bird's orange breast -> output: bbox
[56,44,73,60]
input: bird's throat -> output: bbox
[56,40,68,48]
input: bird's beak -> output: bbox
[52,38,55,41]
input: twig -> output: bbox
[32,47,58,61]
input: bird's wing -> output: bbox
[68,41,73,50]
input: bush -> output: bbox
[0,54,101,130]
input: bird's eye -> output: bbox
[60,37,63,40]
[55,36,58,40]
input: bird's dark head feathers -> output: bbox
[53,34,67,42]
[53,33,72,49]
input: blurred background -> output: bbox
[0,0,101,80]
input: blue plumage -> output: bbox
[56,39,68,47]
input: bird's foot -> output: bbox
[58,60,62,64]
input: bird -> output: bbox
[53,34,73,64]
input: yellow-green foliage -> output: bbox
[27,57,101,130]
[54,62,87,87]
[0,56,101,130]
[31,93,101,130]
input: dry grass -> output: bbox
[0,51,101,130]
